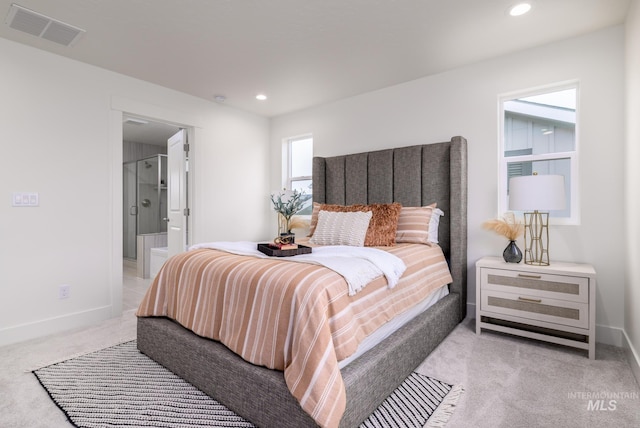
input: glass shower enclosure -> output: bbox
[123,154,168,260]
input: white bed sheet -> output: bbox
[338,284,449,368]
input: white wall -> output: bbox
[270,26,626,344]
[625,0,640,380]
[0,37,270,346]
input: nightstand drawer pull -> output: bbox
[517,274,542,279]
[518,296,542,303]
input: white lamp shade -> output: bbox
[509,175,566,211]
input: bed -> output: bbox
[136,136,468,428]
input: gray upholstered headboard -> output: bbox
[312,136,468,320]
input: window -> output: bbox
[499,83,579,225]
[285,135,313,215]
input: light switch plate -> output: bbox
[12,192,39,207]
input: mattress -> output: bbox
[338,284,448,368]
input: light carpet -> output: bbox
[33,341,463,428]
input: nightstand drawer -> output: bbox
[481,268,588,303]
[480,289,589,329]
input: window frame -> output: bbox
[498,81,580,226]
[283,133,313,217]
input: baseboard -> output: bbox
[466,302,475,320]
[596,324,625,347]
[622,330,640,388]
[0,305,113,348]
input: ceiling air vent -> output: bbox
[5,4,85,47]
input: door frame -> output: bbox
[109,96,199,317]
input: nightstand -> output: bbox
[476,256,596,359]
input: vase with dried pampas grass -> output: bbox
[482,212,524,263]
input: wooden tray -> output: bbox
[257,243,312,257]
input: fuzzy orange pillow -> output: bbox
[309,202,402,246]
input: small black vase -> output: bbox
[503,240,522,263]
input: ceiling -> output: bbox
[1,0,630,118]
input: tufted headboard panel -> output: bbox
[312,136,468,320]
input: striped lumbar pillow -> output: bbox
[395,204,444,244]
[310,210,373,246]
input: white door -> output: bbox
[167,129,189,257]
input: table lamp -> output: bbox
[508,174,566,265]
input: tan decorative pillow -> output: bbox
[308,202,322,236]
[309,202,402,246]
[395,204,440,244]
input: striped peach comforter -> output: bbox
[136,242,452,428]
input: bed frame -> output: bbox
[137,136,467,427]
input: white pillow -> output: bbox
[310,210,373,246]
[428,208,444,244]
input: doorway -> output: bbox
[122,115,180,310]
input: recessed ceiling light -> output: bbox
[509,3,532,16]
[256,94,267,101]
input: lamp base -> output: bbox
[523,210,551,266]
[523,258,550,266]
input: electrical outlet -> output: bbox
[58,284,71,300]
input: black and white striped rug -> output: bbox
[33,341,463,428]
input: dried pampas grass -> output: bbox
[482,212,523,241]
[288,216,310,231]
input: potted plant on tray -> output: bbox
[270,189,306,244]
